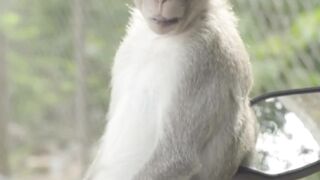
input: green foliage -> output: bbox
[238,5,320,94]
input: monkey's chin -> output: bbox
[147,19,180,35]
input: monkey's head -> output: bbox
[134,0,209,34]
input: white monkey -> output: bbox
[85,0,256,179]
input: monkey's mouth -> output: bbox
[151,17,180,27]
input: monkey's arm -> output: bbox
[134,74,237,180]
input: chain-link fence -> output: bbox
[0,0,319,179]
[233,0,320,94]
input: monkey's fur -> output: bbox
[85,0,256,179]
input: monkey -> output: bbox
[85,0,257,179]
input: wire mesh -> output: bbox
[233,0,320,94]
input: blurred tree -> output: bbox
[0,32,10,177]
[73,0,89,174]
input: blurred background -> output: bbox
[0,0,319,179]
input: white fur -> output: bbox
[85,1,256,179]
[86,10,188,180]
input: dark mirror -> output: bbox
[243,93,320,176]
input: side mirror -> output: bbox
[235,87,320,180]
